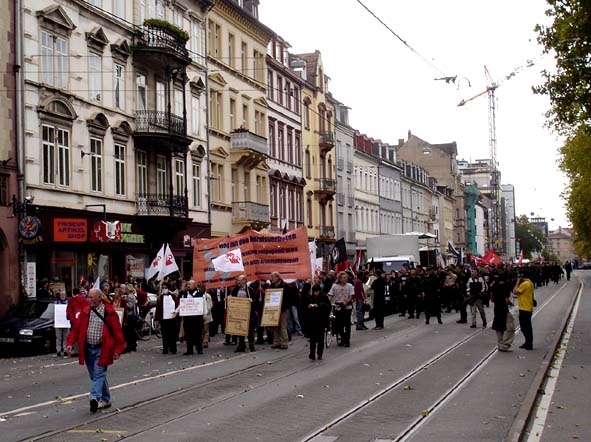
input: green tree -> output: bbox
[535,1,591,253]
[515,215,546,259]
[534,0,591,137]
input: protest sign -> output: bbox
[225,297,251,337]
[260,288,283,327]
[54,304,70,328]
[179,297,204,316]
[193,227,312,289]
[162,296,176,320]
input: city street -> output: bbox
[0,274,587,442]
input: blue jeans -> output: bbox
[286,305,302,334]
[356,299,365,328]
[85,345,110,402]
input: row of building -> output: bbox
[0,0,519,315]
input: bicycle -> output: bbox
[135,307,161,340]
[324,305,342,348]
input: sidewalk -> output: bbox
[538,279,591,441]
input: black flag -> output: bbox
[329,238,347,268]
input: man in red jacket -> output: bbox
[66,288,126,412]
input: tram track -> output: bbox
[301,281,572,442]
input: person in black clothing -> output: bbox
[406,269,421,319]
[230,275,258,352]
[371,271,388,329]
[564,261,572,281]
[424,269,443,324]
[179,280,204,356]
[306,285,330,360]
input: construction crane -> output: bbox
[457,61,534,253]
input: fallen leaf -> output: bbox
[296,394,304,398]
[421,409,430,416]
[404,385,414,391]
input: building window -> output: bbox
[137,73,147,111]
[136,150,147,195]
[285,81,291,110]
[41,30,68,89]
[113,0,125,19]
[229,98,236,131]
[267,71,274,100]
[42,125,70,187]
[287,128,293,164]
[156,81,166,112]
[294,86,300,114]
[295,132,301,167]
[175,159,185,196]
[270,183,276,217]
[242,104,249,130]
[114,144,125,196]
[208,20,221,58]
[209,89,222,130]
[90,138,102,192]
[268,120,276,157]
[174,89,183,117]
[277,124,284,161]
[253,50,264,83]
[192,163,202,207]
[277,77,283,105]
[211,162,223,202]
[306,197,313,227]
[305,149,311,178]
[191,95,201,135]
[88,53,102,102]
[256,175,266,203]
[254,110,265,137]
[296,191,302,223]
[228,33,235,68]
[156,155,167,196]
[114,64,125,109]
[303,100,310,129]
[241,41,248,75]
[0,174,7,206]
[191,20,201,59]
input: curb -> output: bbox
[505,280,582,442]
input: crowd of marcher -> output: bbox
[40,260,572,413]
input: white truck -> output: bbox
[366,233,437,272]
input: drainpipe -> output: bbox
[15,0,27,296]
[204,22,212,231]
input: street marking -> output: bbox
[525,281,583,442]
[41,360,78,368]
[0,354,247,417]
[67,429,128,434]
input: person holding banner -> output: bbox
[155,283,180,354]
[230,275,258,352]
[269,272,289,350]
[178,280,205,356]
[54,290,70,357]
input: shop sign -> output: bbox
[120,223,145,244]
[26,262,36,297]
[18,216,43,244]
[54,218,87,242]
[90,220,122,242]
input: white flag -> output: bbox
[314,258,324,275]
[92,277,100,290]
[309,240,317,278]
[147,244,165,280]
[158,244,180,281]
[212,248,245,273]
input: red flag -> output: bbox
[352,250,362,273]
[335,259,350,274]
[517,249,524,265]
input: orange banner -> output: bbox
[193,227,312,289]
[54,218,87,242]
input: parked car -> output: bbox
[579,262,591,270]
[0,299,56,354]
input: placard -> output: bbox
[26,262,36,298]
[114,307,124,325]
[179,297,204,316]
[54,304,70,328]
[260,288,283,327]
[163,296,176,320]
[225,297,251,337]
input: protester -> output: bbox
[514,275,535,350]
[370,271,388,330]
[54,290,69,357]
[306,285,330,361]
[467,270,487,328]
[178,280,205,355]
[491,273,515,352]
[66,288,126,412]
[353,272,368,330]
[155,282,180,354]
[328,271,354,347]
[202,287,213,348]
[269,272,289,350]
[121,285,138,353]
[230,275,257,352]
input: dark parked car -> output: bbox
[0,299,55,354]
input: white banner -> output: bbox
[179,297,204,316]
[126,254,147,279]
[26,262,36,298]
[54,304,70,328]
[309,241,317,278]
[212,248,245,273]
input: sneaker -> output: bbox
[98,400,111,409]
[89,398,99,413]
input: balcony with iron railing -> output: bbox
[318,225,335,240]
[232,201,270,224]
[133,23,191,66]
[136,193,188,217]
[314,178,336,200]
[319,131,335,153]
[135,110,186,137]
[230,130,268,156]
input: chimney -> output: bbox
[407,129,412,139]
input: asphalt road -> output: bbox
[0,274,586,442]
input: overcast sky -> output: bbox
[259,0,569,230]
